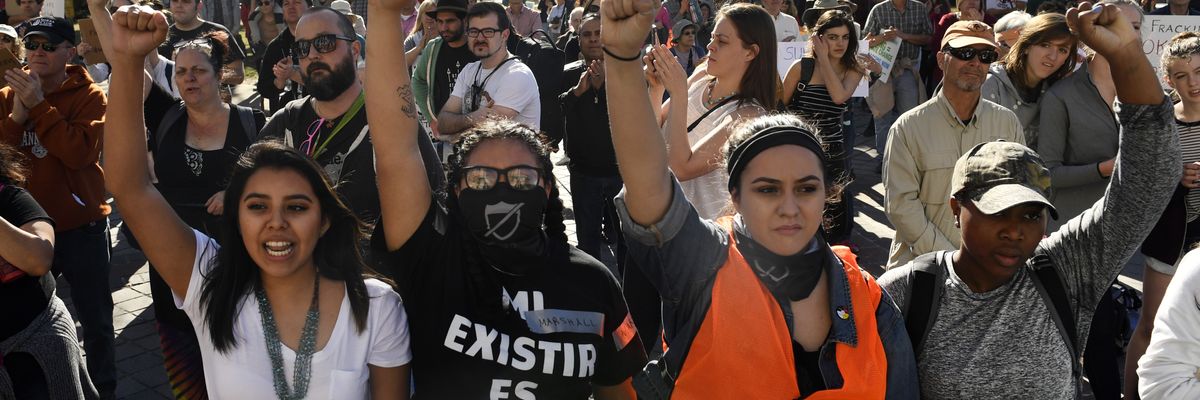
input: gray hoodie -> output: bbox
[981,63,1044,147]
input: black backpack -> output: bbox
[904,251,1081,394]
[507,30,565,141]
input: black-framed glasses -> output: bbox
[292,33,355,58]
[462,165,544,191]
[466,28,502,38]
[943,46,999,64]
[24,41,63,52]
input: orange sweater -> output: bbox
[1,65,109,231]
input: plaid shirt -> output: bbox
[352,0,369,25]
[863,0,933,61]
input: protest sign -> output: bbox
[866,37,901,83]
[777,38,871,97]
[78,19,107,65]
[1141,16,1200,87]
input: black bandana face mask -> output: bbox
[457,185,548,250]
[733,219,829,301]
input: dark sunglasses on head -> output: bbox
[292,33,355,57]
[24,41,64,52]
[943,46,999,64]
[466,28,502,38]
[462,165,544,191]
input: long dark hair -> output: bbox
[1004,13,1077,90]
[813,10,861,74]
[0,142,27,186]
[444,118,568,321]
[199,141,374,353]
[716,3,778,109]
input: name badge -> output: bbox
[523,309,604,336]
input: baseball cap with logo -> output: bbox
[22,17,76,45]
[950,141,1059,220]
[940,20,997,49]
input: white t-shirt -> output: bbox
[175,230,412,399]
[449,57,542,131]
[773,13,801,42]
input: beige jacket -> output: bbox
[882,92,1025,268]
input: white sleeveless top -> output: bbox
[681,78,761,220]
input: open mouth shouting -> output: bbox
[264,241,295,258]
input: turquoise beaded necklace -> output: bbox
[255,273,321,400]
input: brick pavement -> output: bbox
[61,83,1120,398]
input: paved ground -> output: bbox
[58,82,1131,398]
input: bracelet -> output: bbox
[602,46,642,62]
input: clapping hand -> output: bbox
[5,69,44,109]
[601,0,661,60]
[648,45,686,96]
[110,5,168,61]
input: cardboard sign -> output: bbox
[777,38,871,97]
[1141,15,1200,88]
[78,19,107,65]
[0,47,21,87]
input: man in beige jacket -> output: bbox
[883,20,1024,268]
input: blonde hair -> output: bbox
[411,0,436,36]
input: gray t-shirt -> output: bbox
[879,99,1179,399]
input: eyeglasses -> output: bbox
[292,33,355,58]
[24,41,63,52]
[943,46,999,64]
[466,28,502,38]
[462,165,544,191]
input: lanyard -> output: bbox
[312,91,366,159]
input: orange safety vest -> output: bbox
[671,217,889,399]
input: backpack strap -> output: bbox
[154,104,188,153]
[903,250,949,356]
[797,57,816,90]
[1028,253,1081,393]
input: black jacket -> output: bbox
[560,60,618,177]
[256,28,298,112]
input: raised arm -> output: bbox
[603,0,672,225]
[85,0,115,60]
[813,36,864,105]
[1041,1,1179,331]
[368,0,431,251]
[103,5,199,299]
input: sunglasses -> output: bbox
[466,28,502,38]
[462,165,544,191]
[292,33,355,58]
[943,46,999,64]
[24,41,64,52]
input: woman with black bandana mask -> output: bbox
[365,0,647,398]
[601,0,918,398]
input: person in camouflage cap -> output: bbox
[950,140,1059,221]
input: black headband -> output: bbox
[726,125,827,192]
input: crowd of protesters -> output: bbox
[3,0,1200,398]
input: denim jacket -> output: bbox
[615,179,920,398]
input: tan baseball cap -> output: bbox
[941,20,998,49]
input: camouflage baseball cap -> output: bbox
[950,141,1059,220]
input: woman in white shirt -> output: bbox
[102,6,412,399]
[1138,247,1200,399]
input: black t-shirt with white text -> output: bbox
[374,204,646,398]
[433,42,478,116]
[0,184,54,341]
